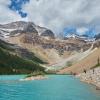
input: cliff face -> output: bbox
[40,30,55,39]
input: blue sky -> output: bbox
[0,0,100,37]
[8,0,30,18]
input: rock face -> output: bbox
[23,23,38,34]
[20,33,92,53]
[40,30,55,38]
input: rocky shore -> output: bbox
[20,75,48,81]
[76,67,100,90]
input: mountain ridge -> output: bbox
[0,21,55,39]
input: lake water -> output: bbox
[0,75,100,100]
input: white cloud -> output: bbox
[23,0,100,34]
[0,0,100,35]
[77,27,88,35]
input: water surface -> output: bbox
[0,75,100,100]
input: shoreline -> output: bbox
[76,67,100,90]
[19,75,48,81]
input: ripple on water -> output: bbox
[0,75,100,100]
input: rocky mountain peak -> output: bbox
[23,23,38,34]
[0,21,55,39]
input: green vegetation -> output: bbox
[66,61,72,67]
[25,52,46,64]
[0,40,45,75]
[0,39,14,51]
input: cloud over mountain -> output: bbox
[0,0,100,35]
[23,0,100,34]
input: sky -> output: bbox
[0,0,100,37]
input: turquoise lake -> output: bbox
[0,75,100,100]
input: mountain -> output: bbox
[0,21,100,74]
[0,21,55,39]
[64,33,79,39]
[63,27,96,39]
[64,33,95,42]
